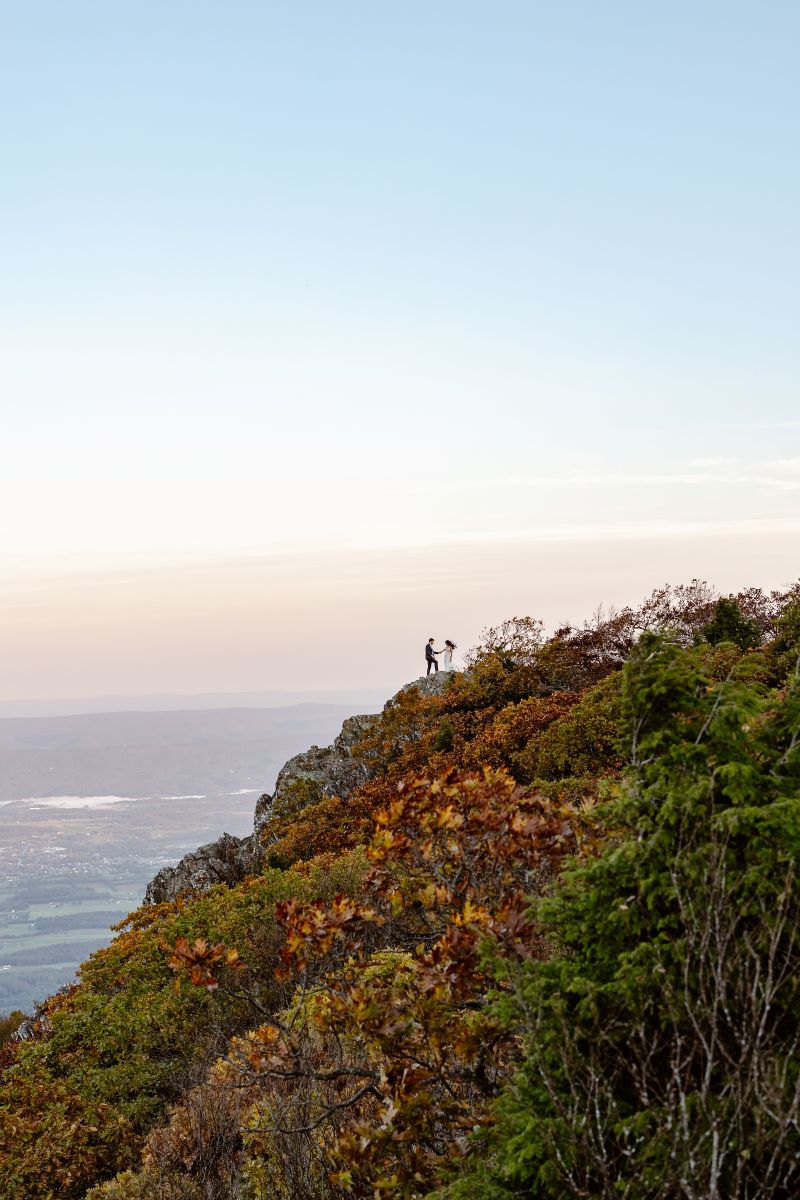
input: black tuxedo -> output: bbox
[425,643,438,674]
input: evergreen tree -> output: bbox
[442,636,800,1199]
[701,595,761,651]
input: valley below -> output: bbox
[0,701,378,1012]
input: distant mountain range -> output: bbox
[0,703,382,802]
[0,688,387,720]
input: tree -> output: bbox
[766,600,800,683]
[701,595,761,651]
[441,637,800,1199]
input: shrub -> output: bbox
[766,599,800,684]
[515,672,623,781]
[85,1170,202,1199]
[0,859,366,1198]
[0,1011,25,1047]
[432,719,455,752]
[270,777,324,821]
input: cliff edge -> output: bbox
[144,672,453,904]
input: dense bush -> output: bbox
[85,1171,202,1200]
[700,594,762,650]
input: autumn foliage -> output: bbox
[188,768,581,1198]
[1,581,799,1200]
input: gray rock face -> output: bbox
[144,830,260,905]
[141,675,456,905]
[255,712,378,833]
[398,672,456,697]
[13,1012,46,1042]
[143,712,381,904]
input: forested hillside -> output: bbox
[1,580,799,1200]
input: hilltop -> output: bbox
[1,580,799,1200]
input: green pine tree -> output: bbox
[441,635,800,1199]
[700,595,761,651]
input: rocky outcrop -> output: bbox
[13,1011,45,1042]
[142,674,457,906]
[144,830,261,905]
[253,712,378,833]
[398,672,455,698]
[143,711,381,905]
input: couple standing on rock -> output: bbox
[425,638,456,675]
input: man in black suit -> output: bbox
[425,638,439,675]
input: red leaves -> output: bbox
[163,768,581,1196]
[274,894,383,979]
[367,767,575,923]
[166,937,243,991]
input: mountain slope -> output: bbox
[0,582,798,1200]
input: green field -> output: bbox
[0,885,144,1012]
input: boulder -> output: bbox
[397,671,456,697]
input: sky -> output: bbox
[1,2,798,701]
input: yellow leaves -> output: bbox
[435,804,464,830]
[509,809,527,833]
[368,827,395,856]
[418,881,447,910]
[459,899,491,928]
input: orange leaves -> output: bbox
[463,691,578,769]
[235,768,579,1194]
[367,767,575,925]
[232,1021,291,1075]
[274,894,383,979]
[433,802,464,830]
[166,937,243,991]
[157,768,582,1198]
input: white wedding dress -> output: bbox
[442,648,454,672]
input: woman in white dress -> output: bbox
[442,640,457,671]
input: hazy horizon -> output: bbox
[2,548,796,703]
[0,686,389,721]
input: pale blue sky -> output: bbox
[1,3,798,696]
